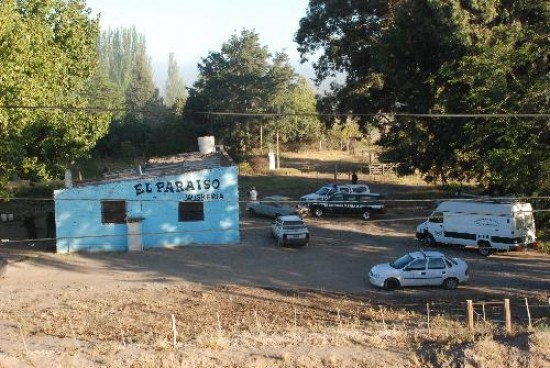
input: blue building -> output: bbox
[54,151,240,253]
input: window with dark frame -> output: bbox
[428,258,446,269]
[179,201,204,222]
[101,200,127,224]
[429,211,444,223]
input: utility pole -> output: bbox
[260,124,263,154]
[276,129,280,169]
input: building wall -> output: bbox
[54,166,239,253]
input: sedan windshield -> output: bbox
[390,254,414,269]
[315,187,331,195]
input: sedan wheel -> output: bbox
[313,208,324,218]
[442,277,459,290]
[361,210,371,221]
[383,278,399,291]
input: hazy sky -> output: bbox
[85,0,317,94]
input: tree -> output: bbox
[273,77,321,150]
[0,0,110,183]
[165,52,187,110]
[297,0,549,194]
[186,29,320,157]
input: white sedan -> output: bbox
[368,251,469,290]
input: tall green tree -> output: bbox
[0,0,110,183]
[186,29,320,157]
[165,52,187,110]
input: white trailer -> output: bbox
[416,200,537,256]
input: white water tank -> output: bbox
[64,169,73,188]
[268,152,276,170]
[198,136,216,154]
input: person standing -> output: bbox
[351,171,358,185]
[248,186,258,201]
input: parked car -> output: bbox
[247,196,303,218]
[368,251,469,290]
[300,184,377,202]
[307,192,385,220]
[271,215,310,246]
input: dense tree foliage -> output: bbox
[92,27,173,159]
[0,0,110,183]
[296,0,549,195]
[186,30,320,158]
[165,52,187,111]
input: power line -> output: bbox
[1,196,550,203]
[1,104,549,119]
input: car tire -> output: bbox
[383,278,399,291]
[479,243,492,257]
[361,210,371,221]
[442,277,459,290]
[420,234,435,247]
[313,207,324,218]
[248,208,256,217]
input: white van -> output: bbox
[416,200,537,256]
[300,183,372,202]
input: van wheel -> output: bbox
[479,244,492,257]
[383,278,399,291]
[442,277,459,290]
[420,234,435,247]
[361,210,371,221]
[313,208,324,218]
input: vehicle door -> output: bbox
[346,195,361,215]
[400,259,428,287]
[328,193,345,214]
[427,212,445,242]
[272,218,282,238]
[424,257,447,285]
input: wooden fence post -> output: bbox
[525,298,532,330]
[426,303,432,336]
[504,299,513,335]
[467,300,474,332]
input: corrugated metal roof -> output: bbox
[75,150,234,187]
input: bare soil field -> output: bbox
[0,180,549,367]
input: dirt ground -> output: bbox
[0,184,549,367]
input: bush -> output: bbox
[249,156,268,174]
[536,241,550,254]
[238,162,254,175]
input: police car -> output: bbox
[307,192,385,220]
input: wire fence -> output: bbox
[377,297,550,335]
